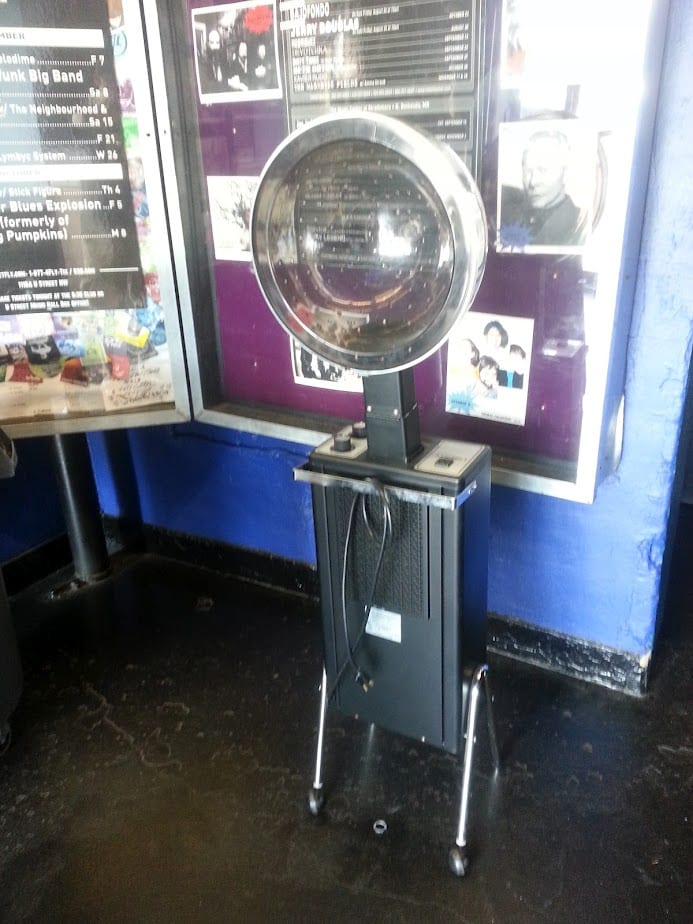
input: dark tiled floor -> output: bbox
[0,510,691,923]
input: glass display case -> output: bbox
[0,0,191,437]
[152,0,668,500]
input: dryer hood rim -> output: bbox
[251,111,488,375]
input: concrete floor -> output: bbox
[0,511,690,923]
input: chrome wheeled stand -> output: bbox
[448,663,500,876]
[307,665,328,817]
[307,661,500,877]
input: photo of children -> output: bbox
[445,312,534,427]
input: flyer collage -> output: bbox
[0,0,175,424]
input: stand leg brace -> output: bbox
[449,663,500,876]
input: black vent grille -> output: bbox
[333,488,427,621]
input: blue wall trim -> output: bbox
[88,423,317,564]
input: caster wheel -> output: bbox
[448,845,470,877]
[0,722,11,757]
[308,786,324,816]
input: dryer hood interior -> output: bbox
[251,112,488,375]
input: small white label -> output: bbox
[365,606,401,643]
[414,440,484,478]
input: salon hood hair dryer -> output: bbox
[251,112,500,877]
[251,111,488,462]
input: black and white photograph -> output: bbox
[496,118,597,254]
[192,1,282,104]
[206,176,258,261]
[291,342,362,393]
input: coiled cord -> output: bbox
[330,478,392,698]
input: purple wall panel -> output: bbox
[191,1,587,466]
[216,262,365,419]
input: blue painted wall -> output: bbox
[0,437,64,561]
[87,423,316,563]
[3,2,691,670]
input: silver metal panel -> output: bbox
[139,0,194,420]
[415,440,487,479]
[294,465,477,511]
[4,404,187,440]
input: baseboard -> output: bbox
[487,613,647,696]
[2,535,72,597]
[136,521,320,599]
[5,517,648,695]
[130,521,648,695]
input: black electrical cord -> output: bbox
[330,478,392,698]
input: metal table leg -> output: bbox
[308,665,328,815]
[449,663,500,876]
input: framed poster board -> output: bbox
[0,0,191,437]
[154,0,668,501]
